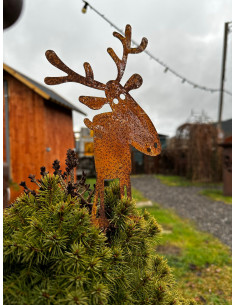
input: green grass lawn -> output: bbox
[155,174,232,205]
[144,205,231,304]
[86,178,232,304]
[133,188,232,305]
[199,189,232,205]
[155,175,222,188]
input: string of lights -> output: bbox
[81,1,232,96]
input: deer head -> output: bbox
[44,24,161,156]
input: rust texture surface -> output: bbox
[45,24,161,227]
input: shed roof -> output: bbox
[3,63,86,116]
[213,118,232,138]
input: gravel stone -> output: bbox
[131,175,232,248]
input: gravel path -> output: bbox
[131,176,232,248]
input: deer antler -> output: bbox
[107,24,148,82]
[44,50,106,91]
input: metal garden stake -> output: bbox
[45,24,161,227]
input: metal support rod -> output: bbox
[218,22,229,129]
[4,79,11,179]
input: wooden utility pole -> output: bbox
[218,22,230,130]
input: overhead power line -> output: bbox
[81,1,232,96]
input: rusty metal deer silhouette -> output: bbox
[44,24,161,228]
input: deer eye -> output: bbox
[113,98,119,104]
[120,93,125,100]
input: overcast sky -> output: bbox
[3,0,232,137]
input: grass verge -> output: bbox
[199,189,232,205]
[155,175,222,188]
[155,174,231,205]
[135,189,231,305]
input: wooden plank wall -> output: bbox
[44,102,74,175]
[3,73,75,202]
[3,90,6,162]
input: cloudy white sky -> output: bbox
[3,0,232,137]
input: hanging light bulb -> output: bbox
[82,2,88,14]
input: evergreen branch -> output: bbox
[87,185,95,203]
[58,174,67,192]
[3,149,195,305]
[76,192,93,207]
[28,174,42,188]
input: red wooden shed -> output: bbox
[219,136,232,196]
[3,63,86,203]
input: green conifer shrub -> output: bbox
[3,150,196,305]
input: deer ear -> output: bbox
[79,96,108,110]
[124,74,143,92]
